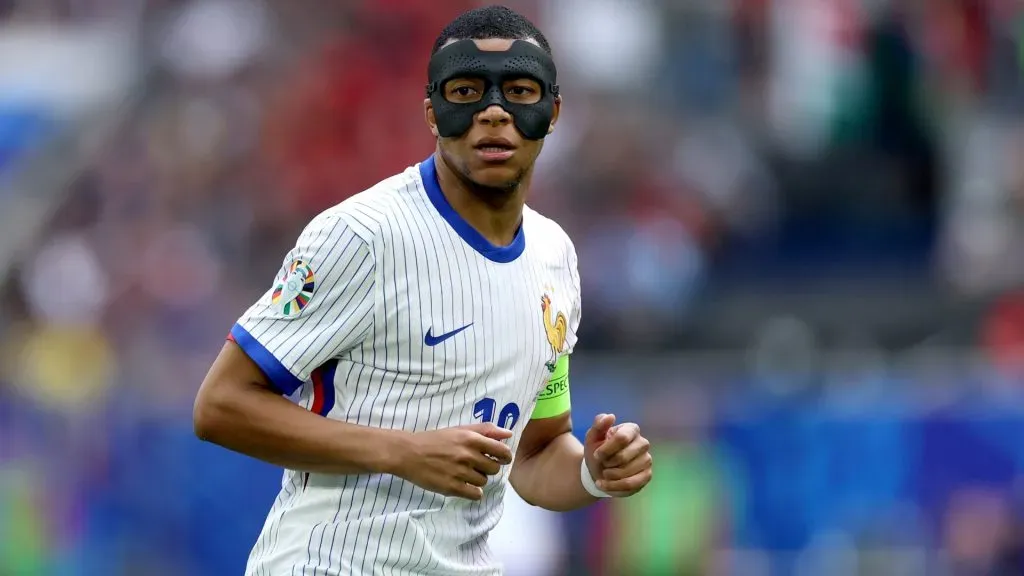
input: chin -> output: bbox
[469,165,522,191]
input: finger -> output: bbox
[448,481,484,501]
[594,423,639,462]
[463,423,514,441]
[457,467,489,488]
[593,414,616,436]
[585,413,616,444]
[601,451,653,481]
[597,468,653,495]
[601,433,649,468]
[470,453,502,476]
[467,435,514,464]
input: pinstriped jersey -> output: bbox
[230,155,581,576]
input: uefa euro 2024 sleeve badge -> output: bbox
[272,259,315,317]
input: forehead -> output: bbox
[440,37,541,52]
[428,37,557,88]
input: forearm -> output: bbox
[509,431,598,512]
[194,384,400,475]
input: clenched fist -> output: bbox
[583,413,653,497]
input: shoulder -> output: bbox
[523,205,577,265]
[303,165,423,245]
[525,207,583,337]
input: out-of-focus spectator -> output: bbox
[981,290,1024,376]
[0,468,47,575]
[600,387,740,576]
[942,487,1014,575]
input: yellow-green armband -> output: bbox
[531,355,571,419]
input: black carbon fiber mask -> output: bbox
[426,39,559,140]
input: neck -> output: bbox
[433,150,528,248]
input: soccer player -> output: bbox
[193,5,654,575]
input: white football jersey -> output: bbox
[230,155,581,576]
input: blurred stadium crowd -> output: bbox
[4,0,1024,574]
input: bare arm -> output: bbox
[194,341,400,475]
[508,235,654,509]
[508,412,597,512]
[194,340,514,501]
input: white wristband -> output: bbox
[580,458,612,498]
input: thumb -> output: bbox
[585,413,616,445]
[463,422,514,440]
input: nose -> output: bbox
[476,104,512,127]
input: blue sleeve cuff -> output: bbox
[229,323,304,395]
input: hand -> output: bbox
[583,413,653,497]
[389,423,514,501]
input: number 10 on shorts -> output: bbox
[474,397,520,430]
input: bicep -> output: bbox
[194,340,279,437]
[200,340,276,397]
[517,354,573,460]
[515,411,572,462]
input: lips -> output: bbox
[473,137,517,162]
[474,137,516,151]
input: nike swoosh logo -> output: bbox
[424,323,473,346]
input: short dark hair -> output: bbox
[431,5,552,56]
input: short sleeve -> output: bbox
[564,236,582,356]
[530,235,581,421]
[230,214,375,395]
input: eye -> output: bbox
[444,81,483,103]
[504,82,541,104]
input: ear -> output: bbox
[547,95,562,135]
[424,98,439,138]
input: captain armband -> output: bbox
[530,355,571,420]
